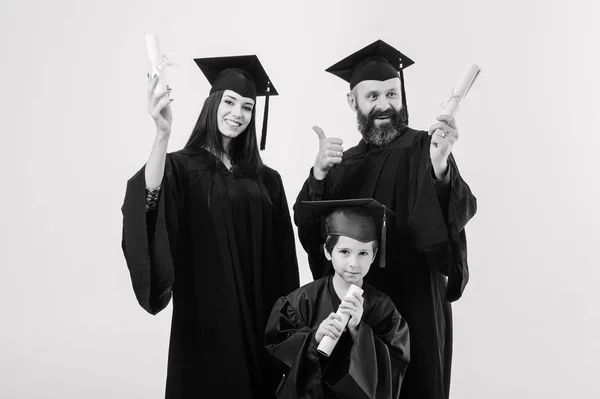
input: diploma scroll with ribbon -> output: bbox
[434,63,481,136]
[145,34,178,96]
[317,284,364,357]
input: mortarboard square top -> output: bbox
[325,40,414,90]
[194,55,278,100]
[300,198,395,243]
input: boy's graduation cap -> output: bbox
[325,39,414,110]
[301,198,395,268]
[194,55,277,150]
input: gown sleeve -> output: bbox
[265,296,322,398]
[121,153,186,315]
[322,297,411,399]
[270,170,301,297]
[407,132,477,302]
[293,167,332,280]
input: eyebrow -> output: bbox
[364,90,381,97]
[224,95,254,107]
[337,247,371,252]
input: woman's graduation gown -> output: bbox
[121,147,300,398]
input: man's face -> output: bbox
[353,78,403,119]
[349,78,408,147]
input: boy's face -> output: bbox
[324,235,377,284]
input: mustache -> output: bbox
[369,109,396,119]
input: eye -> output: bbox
[224,100,233,105]
[387,92,397,97]
[243,106,253,112]
[360,251,370,256]
[339,249,349,255]
[367,93,377,100]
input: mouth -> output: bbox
[225,119,242,128]
[346,271,361,276]
[374,116,391,122]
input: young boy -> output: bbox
[265,199,410,399]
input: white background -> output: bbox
[1,0,598,397]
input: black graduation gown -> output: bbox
[265,276,410,399]
[293,128,477,399]
[121,147,300,399]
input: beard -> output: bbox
[357,106,408,148]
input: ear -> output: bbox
[372,248,378,262]
[347,91,357,112]
[324,244,332,261]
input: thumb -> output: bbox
[312,125,326,140]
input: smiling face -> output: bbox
[324,235,377,285]
[216,89,255,140]
[347,78,408,147]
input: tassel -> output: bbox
[260,81,270,151]
[380,205,387,268]
[398,63,409,124]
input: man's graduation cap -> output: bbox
[325,39,414,110]
[301,198,395,268]
[194,55,277,150]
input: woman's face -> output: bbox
[217,89,255,139]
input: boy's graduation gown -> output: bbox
[293,40,477,399]
[265,276,410,399]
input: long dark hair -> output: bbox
[184,90,264,179]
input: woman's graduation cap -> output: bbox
[301,198,395,268]
[325,39,414,111]
[194,55,278,150]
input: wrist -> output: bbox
[312,165,328,181]
[432,159,449,180]
[348,324,359,340]
[155,130,171,142]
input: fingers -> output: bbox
[323,313,344,334]
[342,295,360,307]
[429,122,457,136]
[151,96,173,118]
[324,144,344,152]
[338,302,358,317]
[147,74,160,100]
[330,313,343,323]
[353,292,365,305]
[343,293,364,307]
[436,114,457,129]
[149,88,172,115]
[428,122,449,136]
[325,149,343,159]
[428,123,459,141]
[313,125,326,140]
[152,87,172,104]
[321,325,341,340]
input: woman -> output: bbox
[121,55,299,398]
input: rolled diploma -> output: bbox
[145,34,169,95]
[317,284,364,357]
[435,63,481,135]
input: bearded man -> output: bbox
[293,40,477,399]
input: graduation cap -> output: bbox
[194,55,277,150]
[326,39,414,111]
[301,198,395,268]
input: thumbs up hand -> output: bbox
[312,125,344,180]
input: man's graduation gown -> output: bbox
[294,128,477,399]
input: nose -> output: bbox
[230,104,243,119]
[348,255,359,269]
